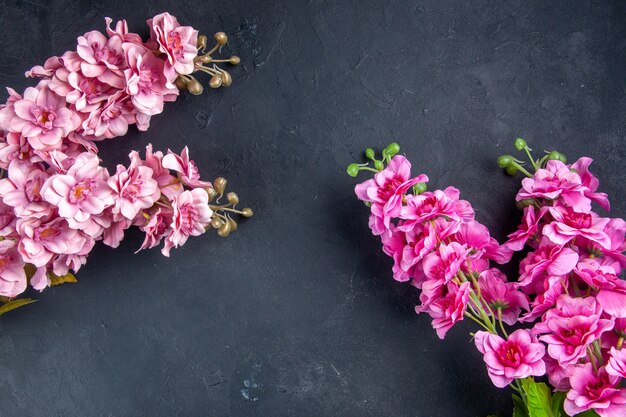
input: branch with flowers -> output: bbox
[347,141,625,417]
[0,13,253,314]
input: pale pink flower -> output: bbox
[76,30,126,88]
[355,155,427,235]
[399,187,474,232]
[535,295,614,367]
[517,160,591,213]
[66,71,114,112]
[41,152,113,224]
[17,216,87,267]
[162,146,212,188]
[102,213,131,248]
[474,329,546,388]
[148,12,198,86]
[422,242,470,284]
[105,17,144,45]
[107,150,160,220]
[0,131,40,169]
[123,44,178,116]
[505,205,548,251]
[418,281,470,339]
[8,81,80,151]
[0,161,53,219]
[82,90,135,139]
[137,207,173,252]
[570,157,610,211]
[29,265,49,291]
[0,240,27,297]
[606,347,626,379]
[478,269,529,325]
[162,188,212,256]
[143,144,182,199]
[51,233,95,276]
[564,364,626,417]
[543,205,611,249]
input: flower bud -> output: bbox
[346,163,360,177]
[514,137,527,151]
[187,79,204,95]
[229,56,241,65]
[174,76,188,90]
[516,198,537,208]
[199,55,212,63]
[218,221,231,237]
[384,143,400,157]
[214,177,227,195]
[497,155,513,168]
[365,148,375,160]
[505,165,518,176]
[229,218,238,232]
[206,187,217,201]
[227,192,239,205]
[214,32,228,45]
[209,74,223,89]
[413,182,427,194]
[197,35,208,49]
[211,218,222,229]
[374,160,384,171]
[241,208,254,218]
[220,70,232,87]
[547,151,566,163]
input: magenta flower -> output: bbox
[535,295,614,367]
[8,81,80,151]
[0,161,53,219]
[543,205,611,249]
[381,223,413,282]
[517,242,579,290]
[474,329,546,388]
[570,157,610,211]
[148,12,198,86]
[455,220,512,264]
[575,260,626,318]
[422,242,470,284]
[520,274,569,322]
[400,187,474,232]
[606,347,626,379]
[107,151,160,220]
[564,364,626,417]
[162,146,212,188]
[123,44,178,116]
[17,216,87,267]
[517,160,591,213]
[0,240,27,297]
[418,281,470,339]
[76,30,126,88]
[478,269,529,325]
[41,152,113,225]
[162,188,212,256]
[355,155,427,235]
[505,205,548,251]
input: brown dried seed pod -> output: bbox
[220,70,232,87]
[241,208,254,218]
[228,218,238,232]
[209,73,223,89]
[211,218,222,229]
[229,56,241,65]
[174,76,189,90]
[187,79,204,95]
[214,177,227,195]
[217,221,231,237]
[197,35,208,49]
[206,187,218,201]
[227,192,239,205]
[214,32,228,45]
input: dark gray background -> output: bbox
[0,0,624,416]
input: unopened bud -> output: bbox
[241,208,254,218]
[214,32,228,45]
[229,218,238,232]
[211,218,222,229]
[227,192,239,205]
[217,221,231,237]
[187,79,204,95]
[229,56,241,65]
[214,177,227,195]
[197,35,208,49]
[220,70,232,87]
[174,76,188,90]
[209,73,223,89]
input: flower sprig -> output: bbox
[349,140,625,417]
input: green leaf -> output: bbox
[573,411,600,417]
[0,298,37,316]
[521,378,553,417]
[49,271,77,286]
[551,391,565,417]
[512,393,529,417]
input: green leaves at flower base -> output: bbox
[511,379,600,417]
[0,298,37,317]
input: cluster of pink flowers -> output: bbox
[0,144,214,298]
[0,12,197,163]
[354,152,626,417]
[0,14,225,300]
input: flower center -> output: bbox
[69,180,95,203]
[498,341,522,367]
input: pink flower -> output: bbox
[355,155,427,235]
[76,30,126,88]
[0,131,40,169]
[571,157,610,211]
[123,44,178,116]
[400,187,474,231]
[517,242,579,290]
[17,216,87,267]
[544,356,575,391]
[0,240,27,297]
[105,17,144,45]
[520,274,569,322]
[505,206,548,251]
[137,207,173,252]
[564,364,626,417]
[535,295,614,367]
[606,347,626,379]
[0,161,53,219]
[478,269,529,325]
[162,188,212,256]
[381,223,413,282]
[41,152,113,225]
[517,160,591,213]
[107,150,160,220]
[8,81,80,151]
[474,329,546,388]
[65,71,114,112]
[455,220,512,264]
[82,90,135,139]
[422,242,470,284]
[575,260,626,318]
[418,281,470,339]
[143,144,182,199]
[162,146,212,188]
[543,205,611,249]
[148,12,198,86]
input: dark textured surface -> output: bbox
[0,0,625,416]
